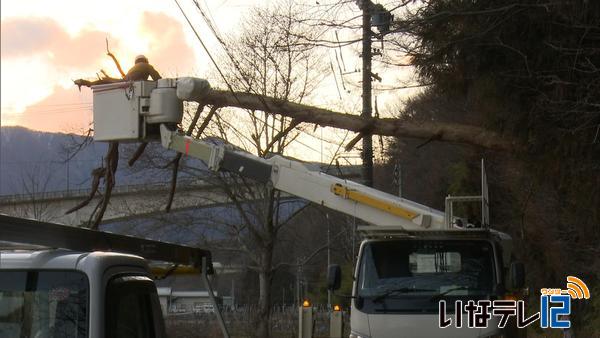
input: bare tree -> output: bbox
[7,165,55,222]
[173,3,330,336]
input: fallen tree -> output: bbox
[75,77,519,153]
[202,89,520,152]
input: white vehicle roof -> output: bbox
[0,249,148,272]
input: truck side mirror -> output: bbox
[327,264,342,291]
[509,262,525,289]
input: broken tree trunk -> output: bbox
[201,90,520,152]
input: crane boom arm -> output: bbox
[160,126,445,229]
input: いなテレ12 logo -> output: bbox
[540,276,590,329]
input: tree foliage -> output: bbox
[383,1,599,332]
[403,0,600,150]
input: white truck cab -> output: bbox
[0,249,166,338]
[0,214,226,338]
[344,230,519,338]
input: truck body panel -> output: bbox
[353,311,503,338]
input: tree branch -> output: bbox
[65,167,106,214]
[195,105,219,138]
[106,38,126,78]
[90,141,119,229]
[128,142,148,166]
[271,228,346,273]
[265,119,300,154]
[165,104,206,212]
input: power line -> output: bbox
[215,112,322,155]
[192,1,336,154]
[180,0,317,155]
[173,0,241,105]
[1,102,92,109]
[192,0,271,105]
[245,114,323,154]
[2,108,92,117]
[4,105,92,112]
[329,54,343,100]
[184,1,356,161]
[0,159,100,165]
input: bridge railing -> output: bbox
[0,178,206,204]
[0,165,362,204]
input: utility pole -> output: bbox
[66,150,70,194]
[296,258,301,306]
[231,279,235,310]
[394,161,402,197]
[360,0,374,187]
[398,163,402,197]
[326,213,331,309]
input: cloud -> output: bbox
[0,17,60,56]
[1,17,117,69]
[1,12,197,133]
[138,12,196,75]
[10,86,93,134]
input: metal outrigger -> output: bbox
[202,256,230,338]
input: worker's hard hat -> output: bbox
[135,55,149,64]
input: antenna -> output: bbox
[481,158,490,227]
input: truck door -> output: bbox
[105,275,166,338]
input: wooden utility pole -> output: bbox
[360,0,374,187]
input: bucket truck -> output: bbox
[89,78,527,338]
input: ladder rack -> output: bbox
[0,214,212,272]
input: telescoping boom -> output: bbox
[158,125,445,229]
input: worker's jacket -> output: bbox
[125,62,162,81]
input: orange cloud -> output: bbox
[2,12,196,133]
[1,17,118,69]
[138,12,197,75]
[10,86,93,134]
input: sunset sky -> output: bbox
[1,0,415,162]
[1,0,254,133]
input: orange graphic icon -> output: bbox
[565,276,590,299]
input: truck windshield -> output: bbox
[357,240,496,312]
[0,270,88,338]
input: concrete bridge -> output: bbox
[0,165,362,226]
[0,178,231,226]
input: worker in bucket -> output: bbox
[74,54,161,89]
[125,55,162,81]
